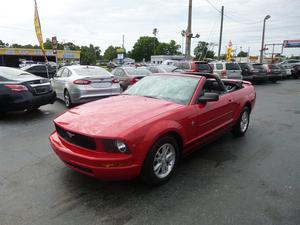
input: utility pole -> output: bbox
[218,6,224,60]
[185,0,192,58]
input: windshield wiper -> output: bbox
[18,73,31,76]
[142,95,160,99]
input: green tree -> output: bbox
[237,51,248,57]
[154,40,181,55]
[130,36,159,62]
[80,44,98,65]
[194,41,215,60]
[103,46,118,61]
[0,40,5,47]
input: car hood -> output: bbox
[54,95,183,137]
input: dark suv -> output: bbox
[173,61,213,73]
[239,63,268,83]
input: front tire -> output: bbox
[64,90,72,108]
[232,107,250,137]
[141,136,179,185]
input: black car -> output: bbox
[291,64,300,79]
[239,63,268,83]
[22,64,56,78]
[0,67,56,113]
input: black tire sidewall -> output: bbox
[64,90,72,108]
[141,136,179,185]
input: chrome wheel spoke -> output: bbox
[153,143,176,179]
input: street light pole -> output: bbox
[185,0,192,58]
[260,15,271,63]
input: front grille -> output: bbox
[55,125,96,150]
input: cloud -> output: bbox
[0,0,299,56]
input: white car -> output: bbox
[209,62,242,80]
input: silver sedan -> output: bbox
[51,65,121,107]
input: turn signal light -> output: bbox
[73,79,91,85]
[4,84,28,92]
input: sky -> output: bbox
[0,0,300,57]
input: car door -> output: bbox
[193,78,235,143]
[51,68,66,99]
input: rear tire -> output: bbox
[64,90,72,108]
[232,107,250,137]
[141,136,179,186]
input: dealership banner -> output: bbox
[226,40,233,62]
[283,40,300,48]
[34,0,47,61]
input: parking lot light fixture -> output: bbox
[260,15,271,63]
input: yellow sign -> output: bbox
[0,48,81,60]
[226,40,233,62]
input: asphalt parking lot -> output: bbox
[0,80,299,225]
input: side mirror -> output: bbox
[198,93,219,103]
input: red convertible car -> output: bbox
[50,73,256,185]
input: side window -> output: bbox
[61,68,70,77]
[216,64,223,70]
[56,68,64,77]
[209,64,215,69]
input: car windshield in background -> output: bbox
[0,67,31,79]
[160,65,177,72]
[124,75,199,105]
[73,67,111,76]
[253,64,265,69]
[125,68,152,76]
[196,63,211,70]
[226,63,240,70]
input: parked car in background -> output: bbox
[277,64,288,79]
[172,61,213,74]
[279,59,300,68]
[209,62,242,80]
[49,73,256,185]
[51,65,121,108]
[22,64,57,78]
[263,64,282,82]
[111,67,152,91]
[147,65,178,73]
[0,67,56,113]
[238,63,268,83]
[291,64,300,79]
[19,60,36,68]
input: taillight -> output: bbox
[73,79,91,85]
[112,78,119,83]
[4,84,28,92]
[130,78,139,85]
[221,70,227,78]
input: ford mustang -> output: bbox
[49,73,256,185]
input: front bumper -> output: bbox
[267,74,282,81]
[49,132,141,180]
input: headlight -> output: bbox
[114,140,127,153]
[102,139,129,153]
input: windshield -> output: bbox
[0,67,32,79]
[253,64,264,69]
[196,63,211,70]
[160,65,177,72]
[124,67,152,76]
[124,75,200,105]
[226,63,240,70]
[73,67,112,76]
